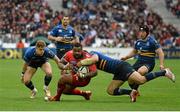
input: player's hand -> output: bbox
[120,56,127,61]
[76,62,82,68]
[160,65,165,70]
[55,37,65,42]
[63,63,72,70]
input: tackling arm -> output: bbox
[77,54,99,67]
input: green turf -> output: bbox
[0,59,180,111]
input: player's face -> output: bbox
[35,47,44,56]
[138,31,147,40]
[73,47,83,59]
[62,17,70,26]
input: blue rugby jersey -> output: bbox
[24,47,55,64]
[90,51,123,74]
[49,24,75,49]
[134,35,160,62]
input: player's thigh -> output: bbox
[60,74,74,84]
[137,65,149,76]
[63,85,76,94]
[23,66,37,83]
[107,80,124,94]
[41,62,52,75]
[128,71,146,85]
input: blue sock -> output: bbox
[129,83,139,90]
[25,81,34,90]
[44,75,52,86]
[145,70,166,81]
[113,88,132,95]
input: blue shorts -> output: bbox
[28,60,47,69]
[113,61,135,81]
[133,60,155,73]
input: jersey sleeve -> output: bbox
[151,38,160,50]
[49,26,58,37]
[23,49,31,63]
[134,41,138,50]
[45,48,55,59]
[62,52,70,62]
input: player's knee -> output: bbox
[106,87,114,95]
[136,78,146,85]
[138,68,148,76]
[46,73,52,77]
[59,75,67,84]
[138,70,146,75]
[45,71,52,76]
[24,79,30,85]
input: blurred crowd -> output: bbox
[0,0,180,48]
[165,0,180,18]
[0,0,55,43]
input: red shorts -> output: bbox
[72,75,90,87]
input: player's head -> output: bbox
[35,40,46,56]
[62,16,70,27]
[138,25,149,39]
[72,42,83,59]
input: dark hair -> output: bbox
[139,25,149,35]
[73,42,82,48]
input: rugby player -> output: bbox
[48,43,97,101]
[121,25,165,91]
[21,40,61,98]
[76,51,175,102]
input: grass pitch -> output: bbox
[0,59,180,111]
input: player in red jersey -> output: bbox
[48,43,97,101]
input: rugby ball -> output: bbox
[78,66,89,74]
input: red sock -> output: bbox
[55,83,65,99]
[71,89,84,96]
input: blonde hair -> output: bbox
[35,40,46,48]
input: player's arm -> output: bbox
[77,54,99,67]
[21,50,31,82]
[153,38,165,70]
[48,26,65,42]
[121,48,137,60]
[48,34,66,42]
[156,47,165,70]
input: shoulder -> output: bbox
[67,25,75,30]
[65,50,73,57]
[26,47,35,53]
[148,35,158,44]
[83,51,91,58]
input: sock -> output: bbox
[129,83,139,90]
[113,88,132,95]
[25,81,34,90]
[44,75,52,86]
[55,83,65,100]
[145,70,166,81]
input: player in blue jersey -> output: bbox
[76,51,175,102]
[21,40,61,99]
[48,16,79,59]
[121,25,165,91]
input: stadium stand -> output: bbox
[165,0,180,18]
[0,0,179,48]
